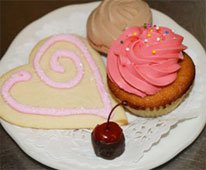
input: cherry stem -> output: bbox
[106,100,128,130]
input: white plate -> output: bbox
[1,2,206,170]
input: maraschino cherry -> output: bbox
[91,100,128,159]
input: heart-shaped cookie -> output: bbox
[0,34,128,129]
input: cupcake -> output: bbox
[107,25,195,117]
[87,0,152,54]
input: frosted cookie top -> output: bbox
[0,34,127,129]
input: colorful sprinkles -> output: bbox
[152,50,156,55]
[123,25,176,57]
[147,33,152,38]
[156,26,160,31]
[144,39,148,43]
[126,47,130,51]
[133,32,137,36]
[156,37,161,41]
[164,30,169,35]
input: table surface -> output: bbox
[0,0,206,170]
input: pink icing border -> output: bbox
[34,36,84,88]
[1,35,112,118]
[49,50,84,88]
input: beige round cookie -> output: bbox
[87,0,152,53]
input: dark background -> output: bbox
[0,0,206,170]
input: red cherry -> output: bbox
[91,100,127,159]
[92,122,123,143]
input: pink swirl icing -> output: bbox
[34,35,84,88]
[1,35,112,118]
[107,26,187,97]
[49,50,83,84]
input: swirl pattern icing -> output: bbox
[107,25,187,97]
[87,0,152,52]
[1,35,112,118]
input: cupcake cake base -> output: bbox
[108,53,195,117]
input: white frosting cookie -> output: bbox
[0,34,128,129]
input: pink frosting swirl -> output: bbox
[107,25,187,97]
